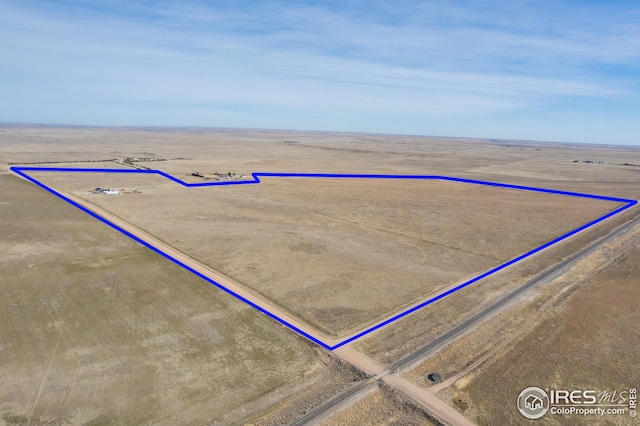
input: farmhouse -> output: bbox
[91,187,120,195]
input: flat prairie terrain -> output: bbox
[0,174,324,424]
[2,126,640,424]
[436,229,640,425]
[353,202,638,363]
[30,169,621,337]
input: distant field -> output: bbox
[32,170,622,338]
[0,174,322,425]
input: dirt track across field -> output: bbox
[6,127,640,425]
[12,170,477,425]
[53,186,338,346]
[287,207,640,426]
[15,168,639,426]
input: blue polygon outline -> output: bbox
[10,166,637,351]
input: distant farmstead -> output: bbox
[87,187,141,196]
[91,187,121,195]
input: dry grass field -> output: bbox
[29,169,621,338]
[0,174,329,424]
[2,126,639,424]
[433,229,640,425]
[353,203,638,363]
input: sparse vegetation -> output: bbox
[0,174,321,424]
[3,127,640,424]
[39,171,622,338]
[451,239,640,425]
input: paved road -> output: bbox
[22,172,637,425]
[290,208,640,425]
[389,209,640,373]
[289,379,379,426]
[383,375,476,426]
[60,188,474,426]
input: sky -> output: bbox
[2,1,640,145]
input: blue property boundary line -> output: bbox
[10,166,637,351]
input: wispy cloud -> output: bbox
[1,0,639,143]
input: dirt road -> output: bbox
[16,171,637,426]
[383,375,476,426]
[16,174,475,425]
[288,208,640,425]
[52,189,341,348]
[389,207,640,375]
[428,215,640,395]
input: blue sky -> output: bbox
[2,1,640,144]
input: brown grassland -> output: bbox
[0,173,353,424]
[354,202,638,364]
[435,230,640,425]
[30,170,620,338]
[2,126,639,424]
